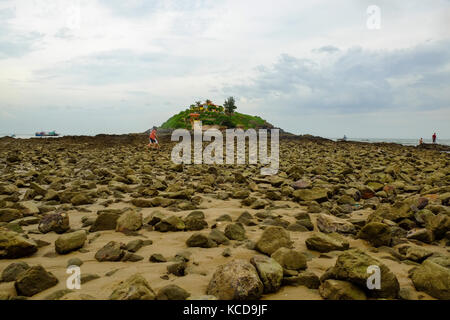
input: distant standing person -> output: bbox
[432,132,437,143]
[419,138,423,145]
[148,127,160,149]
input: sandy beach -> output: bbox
[0,134,449,300]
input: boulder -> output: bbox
[149,253,167,263]
[282,271,320,289]
[70,193,92,206]
[0,209,22,223]
[305,232,350,253]
[293,188,329,203]
[38,212,70,234]
[131,198,153,208]
[224,223,246,241]
[116,209,142,233]
[167,260,187,276]
[1,261,30,282]
[319,279,367,300]
[110,274,155,300]
[154,216,185,232]
[89,213,119,232]
[156,284,190,300]
[0,184,18,195]
[271,248,307,270]
[55,230,87,254]
[410,259,450,300]
[186,233,217,248]
[184,216,208,231]
[14,265,58,297]
[255,226,292,255]
[357,222,392,247]
[206,259,263,300]
[0,230,38,259]
[323,249,399,298]
[250,255,283,293]
[95,241,126,262]
[209,229,230,245]
[316,214,356,234]
[406,228,434,244]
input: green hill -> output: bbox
[161,109,274,130]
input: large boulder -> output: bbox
[0,230,38,259]
[427,214,450,240]
[186,233,217,248]
[410,259,450,300]
[89,212,119,232]
[206,259,263,300]
[282,271,320,289]
[156,284,190,300]
[55,230,86,254]
[70,193,93,206]
[319,279,367,300]
[357,222,392,247]
[110,274,155,300]
[305,232,350,253]
[38,212,70,234]
[0,209,22,223]
[184,212,208,231]
[224,223,246,241]
[0,184,18,195]
[316,214,356,234]
[293,188,329,203]
[255,226,292,255]
[95,241,126,262]
[1,261,30,282]
[116,209,142,233]
[250,255,283,293]
[154,215,185,232]
[271,248,307,271]
[209,229,230,245]
[322,249,399,299]
[19,201,40,215]
[14,265,58,297]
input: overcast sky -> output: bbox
[1,0,449,138]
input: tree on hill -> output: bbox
[224,96,237,114]
[195,101,201,107]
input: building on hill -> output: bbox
[189,100,224,114]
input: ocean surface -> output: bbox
[329,137,450,146]
[2,134,450,147]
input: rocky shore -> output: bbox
[0,134,449,300]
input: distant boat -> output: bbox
[35,131,59,137]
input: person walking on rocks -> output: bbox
[432,132,437,143]
[419,137,423,145]
[147,127,160,149]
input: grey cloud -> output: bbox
[224,40,450,115]
[34,49,203,85]
[98,0,211,18]
[313,45,340,54]
[0,29,43,59]
[0,6,43,59]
